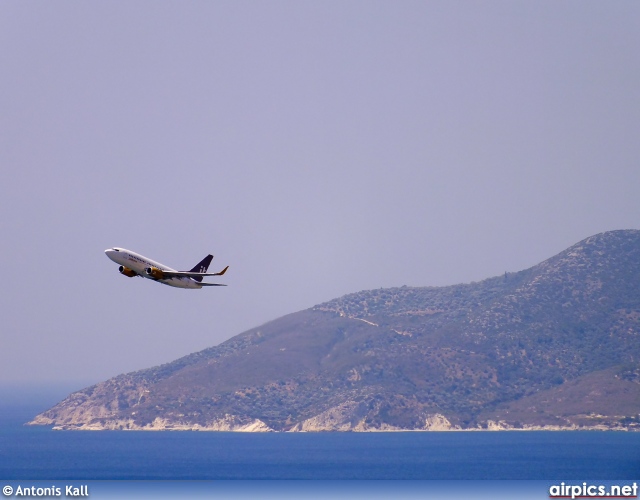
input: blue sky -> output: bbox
[1,1,638,386]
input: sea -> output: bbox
[0,386,638,499]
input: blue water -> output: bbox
[1,391,639,480]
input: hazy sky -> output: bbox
[1,1,639,387]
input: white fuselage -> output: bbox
[104,248,204,289]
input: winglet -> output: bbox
[213,265,229,276]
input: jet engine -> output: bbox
[145,267,165,280]
[118,266,137,278]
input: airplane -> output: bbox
[104,247,228,289]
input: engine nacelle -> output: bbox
[118,266,137,278]
[145,266,165,280]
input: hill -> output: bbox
[29,230,640,431]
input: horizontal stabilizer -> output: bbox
[160,265,229,279]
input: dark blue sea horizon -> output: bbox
[0,386,639,480]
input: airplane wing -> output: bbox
[161,266,229,279]
[198,283,227,287]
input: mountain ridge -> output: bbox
[30,230,640,431]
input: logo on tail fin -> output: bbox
[189,254,213,282]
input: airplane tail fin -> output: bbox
[189,254,214,282]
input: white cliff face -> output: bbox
[289,401,365,431]
[28,378,150,428]
[39,413,629,432]
[34,396,629,432]
[50,414,274,432]
[423,414,458,431]
[30,388,633,432]
[288,401,461,432]
[485,420,511,431]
